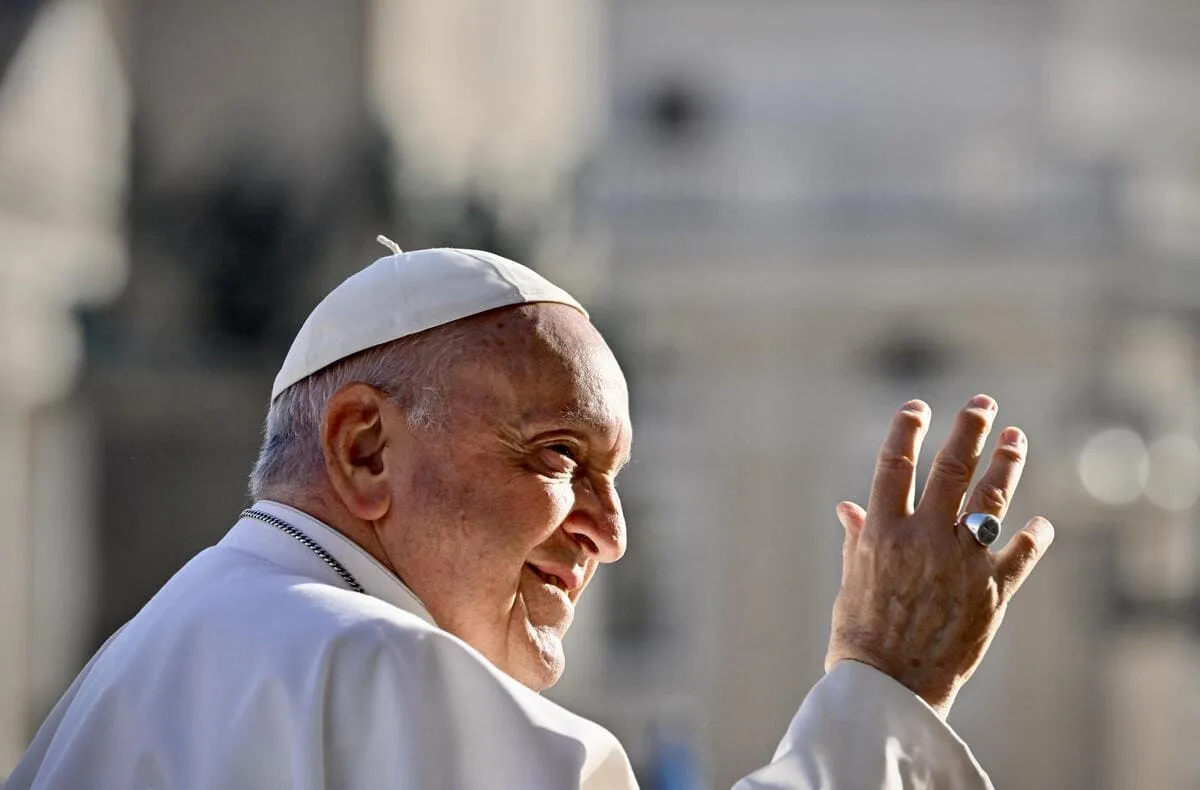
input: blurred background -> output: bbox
[4,0,1200,787]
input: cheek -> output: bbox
[408,454,575,563]
[489,479,576,554]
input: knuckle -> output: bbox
[958,408,991,434]
[877,452,917,475]
[1016,526,1047,557]
[894,409,927,432]
[931,454,973,486]
[973,483,1010,513]
[994,445,1025,466]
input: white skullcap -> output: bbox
[271,245,587,400]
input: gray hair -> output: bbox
[248,321,478,500]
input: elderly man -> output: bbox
[8,246,1053,789]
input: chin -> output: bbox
[513,626,567,691]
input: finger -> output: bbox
[918,394,997,518]
[994,517,1055,600]
[836,501,866,584]
[962,427,1027,523]
[867,400,931,519]
[836,500,867,540]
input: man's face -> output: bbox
[377,304,632,690]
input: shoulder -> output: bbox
[111,541,436,679]
[199,543,441,646]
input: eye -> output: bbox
[547,443,578,461]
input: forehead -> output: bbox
[455,305,632,445]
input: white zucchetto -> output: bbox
[271,245,587,400]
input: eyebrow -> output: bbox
[522,406,619,433]
[560,405,620,431]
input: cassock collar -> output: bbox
[223,500,436,627]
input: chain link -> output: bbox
[241,509,366,594]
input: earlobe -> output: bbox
[321,384,394,522]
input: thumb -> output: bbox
[836,501,867,579]
[994,516,1055,600]
[836,500,867,540]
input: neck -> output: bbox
[266,488,400,580]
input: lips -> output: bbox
[528,564,567,590]
[525,562,584,593]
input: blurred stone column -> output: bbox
[368,0,601,209]
[0,0,128,770]
[366,0,605,296]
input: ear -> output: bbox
[320,383,396,522]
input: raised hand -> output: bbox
[824,395,1054,719]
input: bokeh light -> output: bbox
[1078,427,1149,506]
[1144,434,1200,512]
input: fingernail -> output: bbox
[969,394,996,411]
[902,399,928,413]
[1001,427,1025,447]
[1027,517,1055,550]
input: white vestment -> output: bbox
[7,502,992,789]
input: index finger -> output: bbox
[867,400,931,519]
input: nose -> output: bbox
[565,477,626,563]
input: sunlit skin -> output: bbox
[297,303,632,690]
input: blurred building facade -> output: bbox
[4,1,1200,789]
[567,2,1200,788]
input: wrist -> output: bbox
[826,652,958,720]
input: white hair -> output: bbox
[248,321,478,500]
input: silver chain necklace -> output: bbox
[241,508,365,594]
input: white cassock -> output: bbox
[7,501,992,789]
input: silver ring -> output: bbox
[958,512,1002,547]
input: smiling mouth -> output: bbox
[526,563,568,592]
